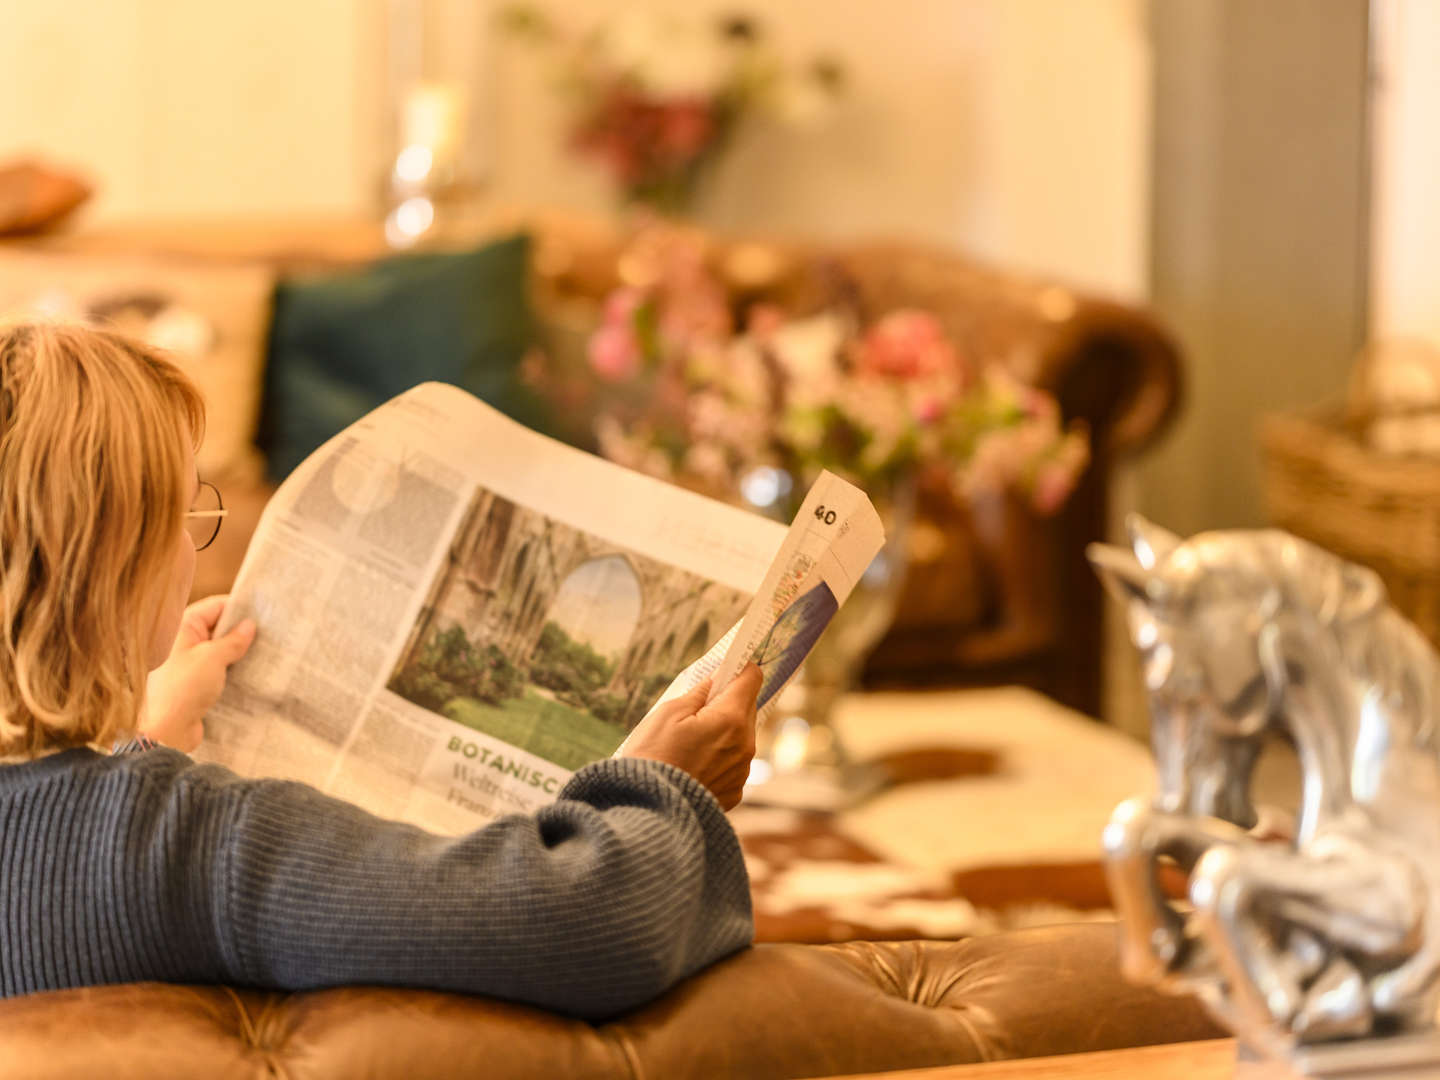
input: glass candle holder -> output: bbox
[381,0,488,248]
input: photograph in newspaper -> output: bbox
[386,485,752,770]
[751,582,839,707]
[708,471,885,703]
[624,470,885,738]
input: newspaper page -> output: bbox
[202,383,785,833]
[202,385,882,834]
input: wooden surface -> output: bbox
[824,1039,1236,1079]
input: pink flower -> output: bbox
[604,287,645,328]
[1022,384,1059,423]
[856,310,963,381]
[911,393,945,425]
[588,324,641,381]
[658,100,715,160]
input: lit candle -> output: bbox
[401,82,466,172]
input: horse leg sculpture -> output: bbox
[1364,862,1440,1026]
[1103,797,1250,985]
[1189,838,1425,1044]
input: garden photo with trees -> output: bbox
[387,487,749,770]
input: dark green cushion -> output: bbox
[259,232,555,480]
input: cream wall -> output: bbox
[0,0,1152,298]
[0,0,381,220]
[1370,0,1440,342]
[490,0,1152,297]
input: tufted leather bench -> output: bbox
[0,923,1224,1079]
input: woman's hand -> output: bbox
[619,664,762,810]
[142,595,256,752]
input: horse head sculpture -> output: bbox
[1092,518,1440,1059]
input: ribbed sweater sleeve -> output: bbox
[221,756,753,1018]
[0,749,753,1020]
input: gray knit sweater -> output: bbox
[0,747,752,1020]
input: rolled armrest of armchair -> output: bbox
[827,242,1183,711]
[0,923,1223,1080]
[1039,298,1182,461]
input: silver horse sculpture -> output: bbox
[1092,518,1440,1058]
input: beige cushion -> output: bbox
[0,251,274,483]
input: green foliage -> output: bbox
[480,644,524,703]
[390,624,522,711]
[445,690,625,771]
[389,667,455,712]
[589,692,629,727]
[528,621,616,706]
[619,673,674,729]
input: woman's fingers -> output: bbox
[618,664,763,809]
[704,664,763,718]
[207,618,256,664]
[172,595,230,651]
[186,594,229,629]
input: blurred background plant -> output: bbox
[525,228,1090,523]
[500,5,844,215]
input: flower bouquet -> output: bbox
[530,232,1090,525]
[501,7,844,214]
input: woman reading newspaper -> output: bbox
[0,322,762,1020]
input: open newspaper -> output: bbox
[203,383,883,833]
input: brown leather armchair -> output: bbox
[0,923,1223,1079]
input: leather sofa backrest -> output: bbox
[0,925,1224,1080]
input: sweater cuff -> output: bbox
[560,756,729,818]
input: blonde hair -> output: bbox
[0,322,205,754]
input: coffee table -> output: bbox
[736,686,1156,943]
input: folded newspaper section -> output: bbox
[203,383,880,833]
[628,472,885,728]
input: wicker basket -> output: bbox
[1260,407,1440,647]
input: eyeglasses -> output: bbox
[185,480,227,552]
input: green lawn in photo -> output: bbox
[444,687,625,771]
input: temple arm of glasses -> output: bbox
[186,510,229,518]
